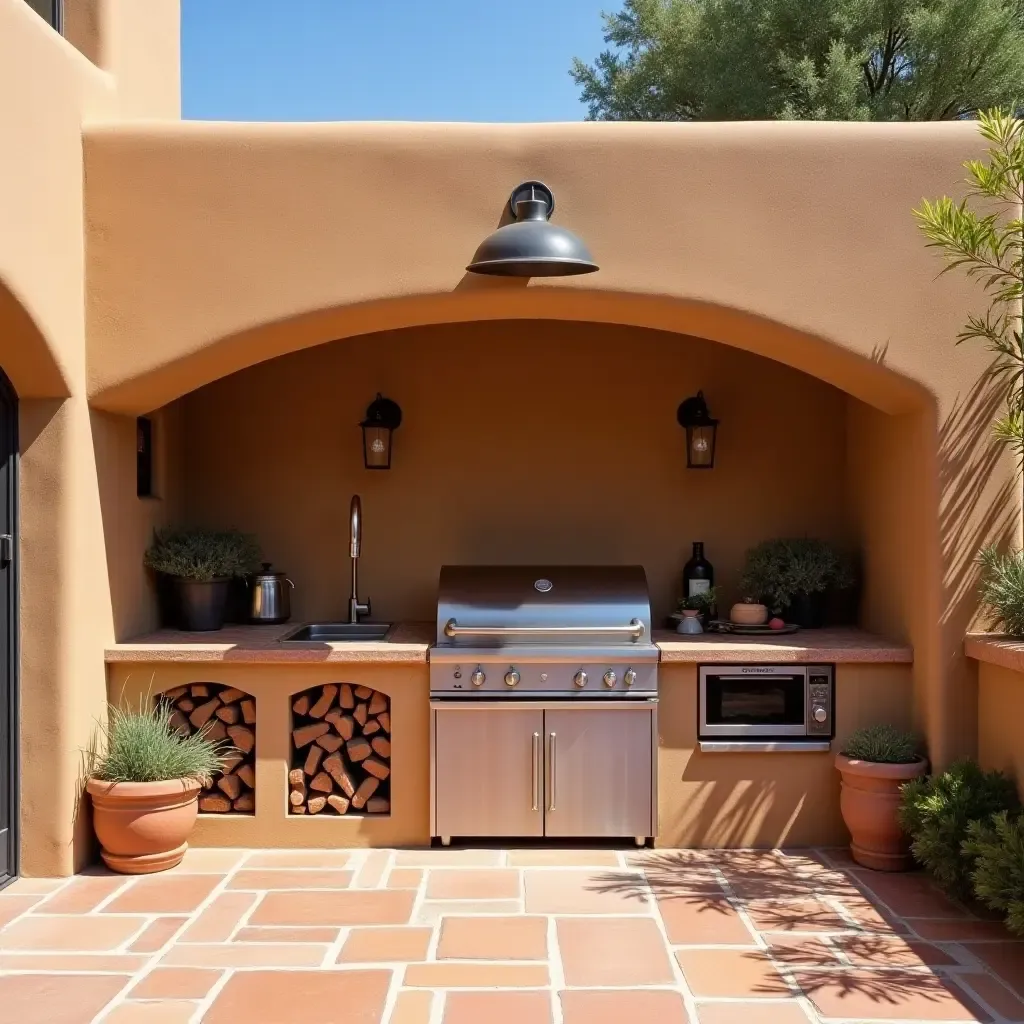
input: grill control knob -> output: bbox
[574,670,588,688]
[504,669,520,688]
[624,668,637,687]
[470,669,486,687]
[603,670,617,688]
[812,706,828,723]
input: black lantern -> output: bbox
[361,393,402,470]
[676,391,718,469]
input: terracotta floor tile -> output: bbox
[103,874,220,914]
[415,900,521,924]
[204,969,391,1024]
[656,892,756,944]
[910,918,1014,941]
[524,869,649,914]
[355,849,392,888]
[2,877,65,895]
[972,942,1024,996]
[387,868,423,889]
[235,926,340,943]
[227,869,354,890]
[102,1003,198,1024]
[0,893,42,927]
[793,968,987,1021]
[764,934,839,966]
[961,972,1024,1022]
[127,916,188,953]
[338,926,432,962]
[853,870,969,918]
[250,889,415,926]
[835,933,958,967]
[0,953,148,971]
[746,898,849,932]
[697,1003,810,1024]
[507,849,622,866]
[129,966,221,999]
[390,989,434,1024]
[172,847,245,872]
[404,963,549,988]
[443,990,552,1024]
[0,914,147,950]
[245,850,352,868]
[395,849,504,866]
[0,973,130,1024]
[161,942,330,967]
[676,949,791,998]
[179,891,257,942]
[39,874,131,914]
[560,989,691,1024]
[426,869,520,900]
[438,916,547,960]
[557,916,674,986]
[835,893,910,933]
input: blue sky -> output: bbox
[181,0,610,122]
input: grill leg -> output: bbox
[634,836,647,848]
[440,836,452,847]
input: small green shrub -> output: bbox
[90,698,231,783]
[679,586,719,614]
[978,545,1024,637]
[900,760,1020,898]
[740,538,853,613]
[965,810,1024,936]
[841,724,921,764]
[144,527,260,582]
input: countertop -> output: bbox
[106,623,911,666]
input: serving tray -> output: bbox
[705,620,800,636]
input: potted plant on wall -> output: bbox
[86,698,231,874]
[144,528,260,631]
[836,724,928,871]
[740,538,853,628]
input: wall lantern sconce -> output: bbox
[361,393,402,470]
[466,180,599,277]
[676,391,718,469]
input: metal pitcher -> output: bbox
[249,563,294,624]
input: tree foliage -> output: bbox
[571,0,1024,121]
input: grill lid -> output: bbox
[435,565,653,647]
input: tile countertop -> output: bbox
[106,623,911,666]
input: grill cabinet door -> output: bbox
[543,707,654,839]
[433,706,544,839]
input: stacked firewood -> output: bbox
[162,683,257,814]
[289,683,391,815]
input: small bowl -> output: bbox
[676,616,704,635]
[730,602,768,626]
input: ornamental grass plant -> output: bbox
[841,724,921,764]
[144,527,259,583]
[977,545,1024,637]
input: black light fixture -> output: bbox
[361,393,402,470]
[676,391,719,469]
[466,180,599,277]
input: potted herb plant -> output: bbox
[740,538,853,628]
[86,698,231,874]
[144,527,260,631]
[836,724,928,871]
[677,585,718,631]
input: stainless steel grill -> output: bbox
[429,566,659,846]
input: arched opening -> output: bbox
[0,366,18,884]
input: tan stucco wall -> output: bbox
[977,662,1024,793]
[176,321,852,626]
[658,663,914,847]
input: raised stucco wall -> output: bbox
[976,661,1024,794]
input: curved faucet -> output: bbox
[348,495,370,623]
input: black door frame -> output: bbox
[0,369,18,885]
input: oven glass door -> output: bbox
[701,672,807,736]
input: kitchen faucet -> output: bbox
[348,494,371,623]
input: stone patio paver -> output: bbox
[0,845,1020,1023]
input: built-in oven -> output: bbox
[698,664,833,752]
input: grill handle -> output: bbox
[443,618,646,641]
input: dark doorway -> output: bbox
[0,371,17,883]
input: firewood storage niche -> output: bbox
[289,682,391,815]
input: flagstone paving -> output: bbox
[0,846,1020,1023]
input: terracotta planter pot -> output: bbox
[87,778,202,874]
[835,753,927,871]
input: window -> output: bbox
[137,417,154,498]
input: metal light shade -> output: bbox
[467,181,599,277]
[676,391,719,470]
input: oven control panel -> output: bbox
[807,668,832,736]
[428,659,658,696]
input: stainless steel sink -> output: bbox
[279,623,392,643]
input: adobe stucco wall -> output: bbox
[176,322,853,625]
[977,662,1024,793]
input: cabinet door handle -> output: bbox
[531,732,540,811]
[548,732,557,811]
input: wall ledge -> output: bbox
[965,633,1024,674]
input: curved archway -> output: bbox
[90,289,930,417]
[0,279,69,399]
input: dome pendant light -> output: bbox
[466,180,599,277]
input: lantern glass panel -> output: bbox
[362,424,392,469]
[687,424,716,468]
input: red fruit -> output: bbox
[768,617,786,630]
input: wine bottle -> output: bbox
[683,542,714,607]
